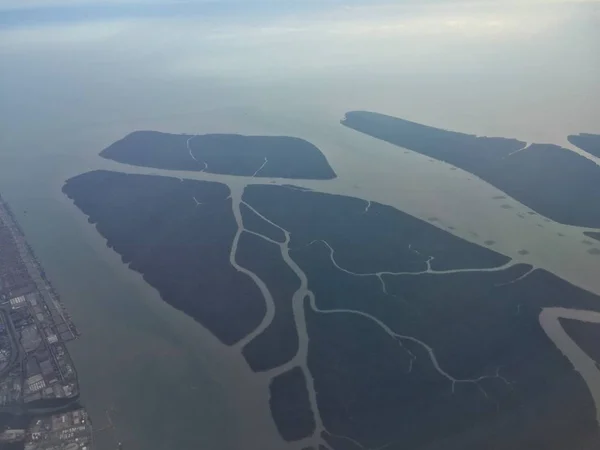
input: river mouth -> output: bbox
[1,105,600,450]
[1,2,600,448]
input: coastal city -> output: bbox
[0,193,93,450]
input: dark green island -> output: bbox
[568,133,600,158]
[100,131,337,180]
[342,111,600,228]
[64,168,600,450]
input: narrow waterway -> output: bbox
[1,1,599,447]
[539,308,600,426]
[1,104,599,450]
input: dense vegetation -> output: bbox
[100,131,337,179]
[342,111,600,228]
[64,172,600,449]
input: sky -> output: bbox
[0,0,413,26]
[0,0,599,146]
[2,0,598,24]
[2,0,598,82]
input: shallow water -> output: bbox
[0,1,599,448]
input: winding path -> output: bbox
[89,132,600,449]
[227,185,277,351]
[308,239,525,296]
[308,295,512,398]
[186,136,198,162]
[252,158,268,178]
[236,200,328,449]
[228,192,521,449]
[539,308,600,426]
[186,135,208,171]
[181,181,600,449]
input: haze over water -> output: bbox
[1,1,599,449]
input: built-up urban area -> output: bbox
[0,194,93,450]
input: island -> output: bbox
[100,131,337,180]
[63,169,600,450]
[62,171,266,346]
[568,133,600,158]
[341,111,600,228]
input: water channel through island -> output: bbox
[1,104,599,450]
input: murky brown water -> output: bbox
[0,2,599,449]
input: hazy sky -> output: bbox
[1,0,599,146]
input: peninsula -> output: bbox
[342,111,600,228]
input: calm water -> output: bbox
[0,2,599,449]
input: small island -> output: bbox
[100,131,337,180]
[342,111,600,228]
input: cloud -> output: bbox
[0,0,591,88]
[0,0,160,10]
[0,3,554,51]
